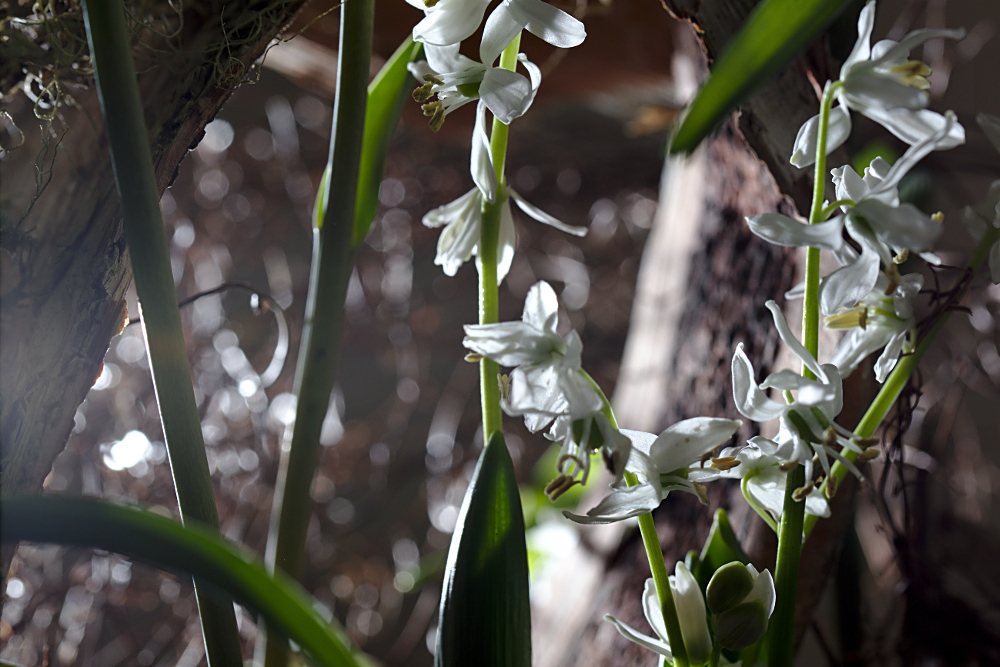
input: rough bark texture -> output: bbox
[0,0,309,574]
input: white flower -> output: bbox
[790,0,965,168]
[463,281,602,429]
[604,565,716,666]
[751,113,958,315]
[563,418,741,524]
[720,438,831,521]
[963,113,1000,283]
[481,0,586,66]
[731,301,863,482]
[410,44,542,128]
[422,108,586,279]
[827,272,922,382]
[407,0,491,48]
[541,412,632,499]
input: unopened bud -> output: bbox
[706,562,755,614]
[715,599,769,650]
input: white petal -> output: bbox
[642,578,670,645]
[820,241,880,315]
[480,4,522,65]
[649,418,741,473]
[471,102,497,202]
[841,0,875,73]
[861,107,964,152]
[604,613,672,658]
[511,189,588,236]
[480,67,533,124]
[462,321,550,366]
[745,468,788,520]
[412,0,491,46]
[622,429,658,457]
[874,330,907,382]
[732,344,786,422]
[496,197,517,282]
[423,188,480,229]
[743,568,776,619]
[789,105,852,169]
[869,111,962,196]
[564,482,663,524]
[504,0,586,49]
[671,562,712,666]
[830,328,886,377]
[832,164,870,203]
[521,280,559,332]
[872,27,966,67]
[853,199,942,251]
[765,300,825,380]
[747,214,844,251]
[423,42,475,74]
[843,75,927,112]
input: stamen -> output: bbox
[890,60,932,89]
[892,249,909,265]
[779,460,798,472]
[792,480,815,502]
[423,0,439,7]
[544,474,578,501]
[693,482,709,505]
[464,352,483,363]
[826,474,839,499]
[498,373,510,401]
[710,456,740,471]
[858,447,880,462]
[412,81,435,104]
[825,306,867,330]
[931,211,944,224]
[885,263,901,294]
[421,101,445,131]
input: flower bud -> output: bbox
[706,562,755,614]
[714,599,769,650]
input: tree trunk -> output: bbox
[1,0,309,575]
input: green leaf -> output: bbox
[1,495,362,667]
[690,508,750,591]
[348,37,422,245]
[435,433,531,667]
[669,0,849,155]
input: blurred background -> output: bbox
[2,0,998,665]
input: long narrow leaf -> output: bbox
[669,0,849,154]
[436,433,531,667]
[690,508,750,590]
[81,0,242,662]
[1,495,361,667]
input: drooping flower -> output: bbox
[790,0,965,168]
[604,564,716,666]
[731,301,864,483]
[406,0,492,49]
[409,44,542,129]
[423,108,586,279]
[563,418,741,524]
[750,113,959,315]
[480,0,586,66]
[463,280,602,429]
[962,113,1000,283]
[541,412,632,500]
[827,271,922,382]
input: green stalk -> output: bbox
[767,80,839,667]
[478,34,521,439]
[259,0,373,664]
[803,223,1000,538]
[2,495,361,666]
[583,371,689,666]
[767,464,805,667]
[81,1,241,663]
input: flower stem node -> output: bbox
[706,562,756,614]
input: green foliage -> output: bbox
[0,495,362,667]
[689,508,750,591]
[669,0,849,154]
[435,433,531,667]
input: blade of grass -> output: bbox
[259,0,374,664]
[669,0,849,155]
[435,432,531,667]
[81,0,242,662]
[1,495,362,667]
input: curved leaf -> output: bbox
[669,0,849,155]
[435,433,531,667]
[0,495,361,667]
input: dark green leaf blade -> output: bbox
[669,0,849,155]
[435,433,531,667]
[1,495,361,667]
[352,37,423,246]
[691,508,751,590]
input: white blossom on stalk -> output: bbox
[563,418,741,525]
[731,301,864,483]
[790,0,965,168]
[410,44,543,129]
[827,272,922,382]
[463,281,602,430]
[481,0,586,65]
[604,565,717,666]
[750,112,959,315]
[406,0,491,49]
[962,113,1000,283]
[422,108,586,279]
[542,412,632,500]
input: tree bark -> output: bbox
[1,0,310,575]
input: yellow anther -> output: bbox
[893,249,909,264]
[890,60,932,89]
[544,474,578,501]
[779,460,798,472]
[498,373,510,401]
[464,352,483,363]
[412,81,435,104]
[792,481,815,502]
[423,0,439,7]
[826,474,839,499]
[885,263,901,294]
[931,211,944,224]
[858,447,880,462]
[422,101,446,131]
[694,482,709,505]
[825,306,868,330]
[710,456,740,471]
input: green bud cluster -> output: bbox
[706,562,771,651]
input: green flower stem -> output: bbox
[709,640,723,667]
[583,371,689,667]
[260,0,373,664]
[478,33,521,440]
[81,0,241,662]
[767,463,806,667]
[803,222,1000,538]
[818,199,855,221]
